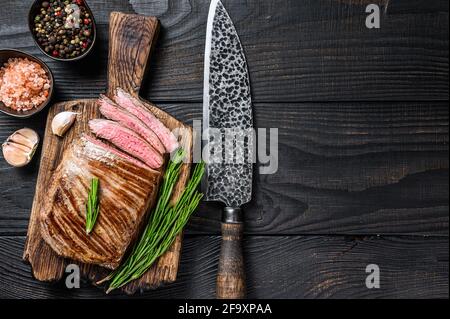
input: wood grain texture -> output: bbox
[0,0,448,299]
[1,236,448,299]
[217,223,246,299]
[21,12,193,294]
[0,0,447,102]
[2,102,447,236]
[106,12,159,96]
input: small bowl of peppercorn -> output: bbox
[28,0,96,61]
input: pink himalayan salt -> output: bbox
[0,58,50,112]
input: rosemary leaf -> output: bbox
[86,177,100,234]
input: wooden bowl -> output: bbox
[28,0,97,62]
[0,49,54,118]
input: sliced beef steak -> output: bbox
[89,119,163,169]
[98,95,165,154]
[83,135,150,170]
[40,135,161,269]
[114,88,179,153]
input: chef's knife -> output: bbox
[203,0,253,299]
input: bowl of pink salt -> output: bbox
[0,49,54,118]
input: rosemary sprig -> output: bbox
[102,149,205,292]
[85,177,100,234]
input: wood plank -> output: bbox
[0,235,448,298]
[1,102,447,236]
[0,0,447,102]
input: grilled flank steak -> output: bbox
[39,135,161,269]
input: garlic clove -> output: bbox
[2,142,32,167]
[9,128,39,149]
[2,128,40,167]
[7,141,31,153]
[52,111,78,137]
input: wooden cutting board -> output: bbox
[22,12,192,295]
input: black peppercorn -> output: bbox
[33,0,94,59]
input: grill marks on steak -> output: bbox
[98,95,165,154]
[89,119,163,169]
[40,135,161,269]
[114,88,179,153]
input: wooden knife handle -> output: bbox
[217,208,246,299]
[107,12,160,97]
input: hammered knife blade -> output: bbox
[203,0,253,299]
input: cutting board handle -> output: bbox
[107,12,160,97]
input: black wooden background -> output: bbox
[0,0,448,299]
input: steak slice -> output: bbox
[89,119,163,169]
[114,88,179,153]
[40,135,161,269]
[98,95,165,154]
[83,135,150,170]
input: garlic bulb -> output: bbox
[2,128,40,167]
[52,111,78,137]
